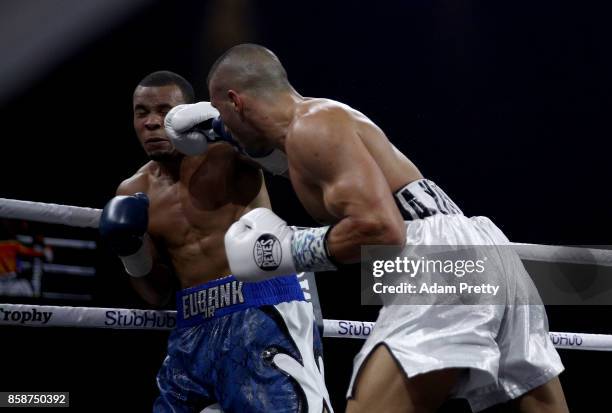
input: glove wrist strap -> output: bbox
[120,235,153,278]
[291,227,338,272]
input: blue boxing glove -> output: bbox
[211,117,239,146]
[100,192,152,277]
[212,118,289,177]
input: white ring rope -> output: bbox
[512,243,612,267]
[0,304,605,351]
[0,198,100,228]
[0,197,609,266]
[2,199,608,352]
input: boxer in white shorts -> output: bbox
[169,43,569,412]
[348,179,565,412]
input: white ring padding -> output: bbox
[0,197,610,266]
[0,304,608,351]
[0,198,100,228]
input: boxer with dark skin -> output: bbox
[103,71,332,412]
[206,45,569,413]
[118,71,269,305]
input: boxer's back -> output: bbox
[288,98,422,223]
[119,143,268,288]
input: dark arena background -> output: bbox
[1,1,611,411]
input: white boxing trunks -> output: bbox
[347,179,564,412]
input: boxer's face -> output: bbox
[208,76,254,149]
[133,84,185,162]
[209,81,262,151]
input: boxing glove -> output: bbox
[99,192,152,277]
[164,102,220,156]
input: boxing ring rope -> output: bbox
[0,303,606,351]
[0,197,101,228]
[1,197,610,266]
[1,196,611,352]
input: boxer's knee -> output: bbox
[512,376,569,413]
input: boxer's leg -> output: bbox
[154,354,214,413]
[347,344,461,413]
[512,377,569,413]
[154,328,215,413]
[214,304,331,413]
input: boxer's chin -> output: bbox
[148,149,180,163]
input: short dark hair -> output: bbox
[137,70,195,103]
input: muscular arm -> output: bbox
[287,110,406,263]
[116,176,174,307]
[248,169,272,209]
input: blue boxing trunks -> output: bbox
[154,274,332,413]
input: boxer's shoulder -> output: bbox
[116,163,152,195]
[288,103,355,151]
[286,104,362,182]
[294,98,353,126]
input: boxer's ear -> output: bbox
[228,90,242,113]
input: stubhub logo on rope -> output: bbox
[105,310,176,328]
[337,321,373,337]
[549,333,583,347]
[0,307,52,324]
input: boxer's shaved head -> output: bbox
[207,44,291,98]
[207,44,297,152]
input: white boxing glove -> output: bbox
[164,101,220,156]
[224,208,297,281]
[224,208,338,282]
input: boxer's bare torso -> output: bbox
[281,99,569,413]
[285,98,421,224]
[285,99,421,224]
[118,143,269,289]
[206,42,568,410]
